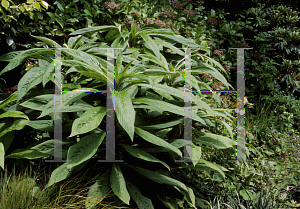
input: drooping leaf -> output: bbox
[129,165,188,192]
[121,144,170,171]
[70,26,118,36]
[133,97,206,125]
[86,170,111,209]
[115,91,135,141]
[0,119,29,138]
[70,106,106,137]
[126,180,154,209]
[31,139,76,159]
[193,132,235,149]
[110,163,130,205]
[134,127,182,157]
[0,111,29,120]
[0,142,4,170]
[0,93,17,109]
[67,132,106,170]
[45,160,89,188]
[5,148,49,159]
[17,67,45,102]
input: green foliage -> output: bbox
[0,22,236,207]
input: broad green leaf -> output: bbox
[67,35,82,49]
[0,93,17,109]
[0,131,14,152]
[42,62,54,87]
[20,94,55,111]
[0,111,29,120]
[139,33,161,58]
[110,163,130,205]
[239,189,254,201]
[133,97,206,125]
[121,144,170,171]
[157,127,172,139]
[136,83,215,115]
[0,51,22,61]
[62,61,109,84]
[1,0,9,9]
[115,91,135,141]
[40,0,48,9]
[31,35,61,47]
[147,33,200,48]
[192,65,230,89]
[191,145,202,167]
[0,119,29,138]
[86,170,111,209]
[193,132,235,149]
[61,48,100,69]
[129,165,188,191]
[0,142,4,170]
[56,2,64,11]
[70,25,118,36]
[139,116,183,130]
[175,185,195,206]
[70,106,106,137]
[154,38,185,56]
[38,90,93,118]
[31,139,75,159]
[115,50,123,80]
[45,160,89,188]
[179,159,228,179]
[5,148,49,159]
[17,66,45,101]
[139,54,167,71]
[134,127,182,157]
[126,180,154,209]
[33,2,40,9]
[67,133,105,170]
[213,118,234,140]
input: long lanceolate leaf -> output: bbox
[121,144,170,171]
[115,91,135,141]
[110,163,130,205]
[31,35,62,48]
[70,106,107,137]
[38,89,96,118]
[70,25,119,36]
[86,170,111,209]
[62,60,111,85]
[126,180,155,209]
[134,127,182,157]
[17,67,45,102]
[128,165,188,192]
[136,83,216,115]
[67,133,106,170]
[133,97,206,125]
[0,48,55,76]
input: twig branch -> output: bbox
[281,183,300,196]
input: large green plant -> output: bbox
[0,23,236,208]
